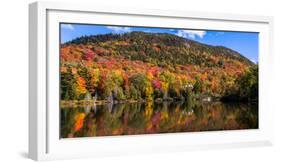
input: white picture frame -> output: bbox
[29,1,274,161]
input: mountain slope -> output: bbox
[60,32,256,101]
[64,32,253,67]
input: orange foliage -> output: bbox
[71,67,77,75]
[60,43,250,97]
[74,113,86,132]
[60,66,67,73]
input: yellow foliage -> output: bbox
[145,86,154,99]
[161,111,169,120]
[76,76,87,95]
[161,82,169,91]
[144,102,153,118]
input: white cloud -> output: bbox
[106,26,131,33]
[61,24,74,30]
[250,59,258,64]
[176,30,206,39]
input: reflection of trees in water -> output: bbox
[235,103,258,129]
[60,101,258,138]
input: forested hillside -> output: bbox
[60,32,258,103]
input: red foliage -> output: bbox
[94,47,106,55]
[152,79,161,89]
[83,49,96,61]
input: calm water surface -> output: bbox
[60,101,258,138]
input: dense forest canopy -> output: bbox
[60,32,258,103]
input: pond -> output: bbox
[60,101,258,138]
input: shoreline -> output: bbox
[60,99,145,108]
[60,97,256,108]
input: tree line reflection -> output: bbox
[60,101,258,138]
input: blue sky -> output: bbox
[61,23,259,63]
